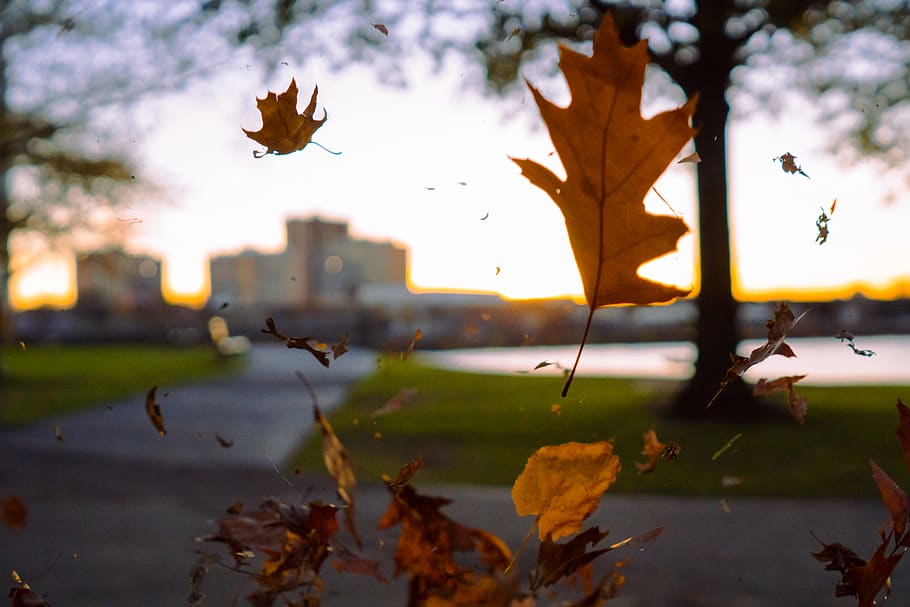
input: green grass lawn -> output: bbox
[289,355,910,498]
[0,343,246,425]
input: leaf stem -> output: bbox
[505,517,539,575]
[562,304,595,397]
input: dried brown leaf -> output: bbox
[314,404,360,548]
[145,386,166,436]
[242,78,327,157]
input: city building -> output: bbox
[209,217,407,309]
[75,249,164,312]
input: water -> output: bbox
[419,335,910,385]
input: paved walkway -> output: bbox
[2,345,907,606]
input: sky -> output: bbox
[9,28,910,310]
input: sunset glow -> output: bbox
[9,55,910,311]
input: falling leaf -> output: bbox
[372,23,389,36]
[550,403,562,416]
[217,302,229,310]
[383,457,422,493]
[145,386,166,435]
[721,475,743,487]
[314,404,360,548]
[54,424,64,443]
[9,587,51,607]
[774,152,809,178]
[378,482,511,602]
[2,496,27,530]
[507,26,521,40]
[371,387,419,417]
[187,553,220,607]
[242,78,327,157]
[332,333,349,359]
[870,459,909,538]
[754,374,809,425]
[18,340,26,351]
[709,302,808,409]
[895,399,910,474]
[226,501,243,514]
[480,212,489,220]
[836,328,855,342]
[829,198,837,215]
[511,14,695,396]
[330,539,388,582]
[495,266,501,275]
[677,152,701,164]
[512,441,621,540]
[711,433,744,461]
[813,532,903,607]
[261,317,335,367]
[531,526,613,590]
[635,429,679,474]
[401,329,422,360]
[816,206,831,244]
[215,433,234,448]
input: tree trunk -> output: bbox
[0,49,11,381]
[669,59,757,418]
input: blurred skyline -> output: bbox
[9,39,910,310]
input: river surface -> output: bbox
[419,335,910,385]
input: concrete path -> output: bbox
[2,344,908,606]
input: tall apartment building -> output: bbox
[209,217,407,308]
[75,249,164,311]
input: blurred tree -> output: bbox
[0,1,238,378]
[212,0,910,417]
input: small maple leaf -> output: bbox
[511,14,695,396]
[512,441,621,540]
[242,78,327,157]
[145,386,166,435]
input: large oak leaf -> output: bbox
[511,14,695,394]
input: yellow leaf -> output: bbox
[512,441,620,541]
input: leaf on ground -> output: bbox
[774,152,809,178]
[511,14,695,396]
[870,459,909,538]
[145,386,166,436]
[2,496,27,530]
[371,387,419,417]
[895,399,910,474]
[242,78,327,157]
[635,429,679,474]
[709,302,807,409]
[314,404,361,548]
[401,329,422,360]
[512,441,621,540]
[378,481,511,603]
[753,374,809,425]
